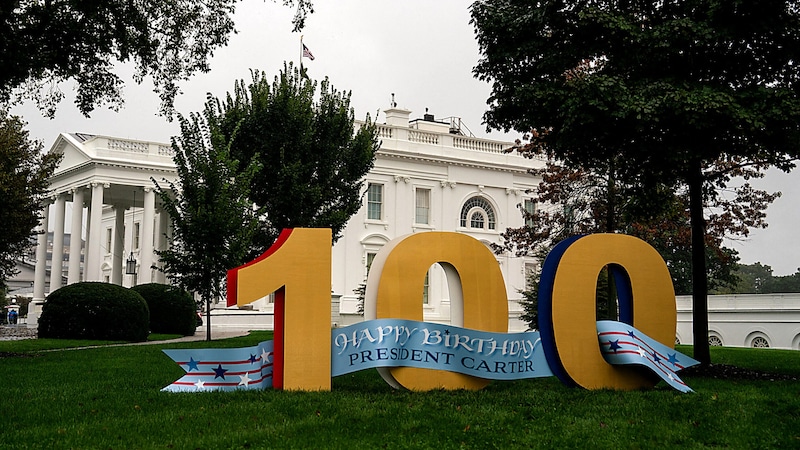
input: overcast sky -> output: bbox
[11,0,800,275]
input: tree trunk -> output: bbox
[605,162,617,319]
[688,160,710,365]
[205,294,212,342]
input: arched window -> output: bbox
[460,196,496,230]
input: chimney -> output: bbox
[384,107,412,127]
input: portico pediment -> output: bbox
[50,133,93,175]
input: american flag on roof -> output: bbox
[302,43,315,60]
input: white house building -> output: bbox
[26,108,544,331]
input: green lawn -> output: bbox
[1,332,798,449]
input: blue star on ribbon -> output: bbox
[608,339,622,353]
[213,364,228,380]
[186,357,199,372]
[667,353,679,366]
[249,354,258,364]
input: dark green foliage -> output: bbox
[0,111,61,288]
[1,1,313,117]
[131,283,196,336]
[214,63,380,255]
[38,282,149,342]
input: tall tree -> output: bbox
[152,103,262,341]
[472,1,800,364]
[1,0,313,117]
[214,63,380,254]
[0,110,61,288]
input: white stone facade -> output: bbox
[332,108,542,330]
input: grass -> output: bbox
[1,332,798,449]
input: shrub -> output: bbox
[131,283,197,336]
[38,282,149,342]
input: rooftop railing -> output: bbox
[92,137,175,158]
[368,122,513,155]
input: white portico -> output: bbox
[28,133,177,324]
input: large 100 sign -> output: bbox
[162,229,698,393]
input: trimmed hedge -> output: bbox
[131,283,197,336]
[38,282,150,342]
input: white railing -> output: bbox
[356,121,521,156]
[107,139,149,153]
[376,125,393,139]
[409,130,439,145]
[100,137,175,158]
[158,145,175,156]
[452,136,506,154]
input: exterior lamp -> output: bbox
[126,189,138,277]
[126,252,137,275]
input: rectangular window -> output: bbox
[366,252,377,275]
[134,222,141,250]
[105,228,112,254]
[422,271,429,304]
[524,199,536,227]
[415,188,431,224]
[367,183,383,220]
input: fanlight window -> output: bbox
[460,197,496,230]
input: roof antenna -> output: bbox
[391,93,397,108]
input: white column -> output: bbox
[67,188,85,284]
[111,204,126,285]
[50,194,67,291]
[155,209,170,284]
[85,182,106,281]
[32,202,51,300]
[139,187,156,284]
[82,188,92,281]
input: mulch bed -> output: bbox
[681,363,798,381]
[0,351,37,359]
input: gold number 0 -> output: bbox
[364,232,509,391]
[539,234,677,390]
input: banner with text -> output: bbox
[162,320,697,392]
[331,319,552,380]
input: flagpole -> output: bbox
[300,35,304,72]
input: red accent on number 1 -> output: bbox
[227,229,294,307]
[272,287,286,390]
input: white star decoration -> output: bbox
[638,346,646,358]
[195,380,205,391]
[239,372,251,386]
[261,349,272,363]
